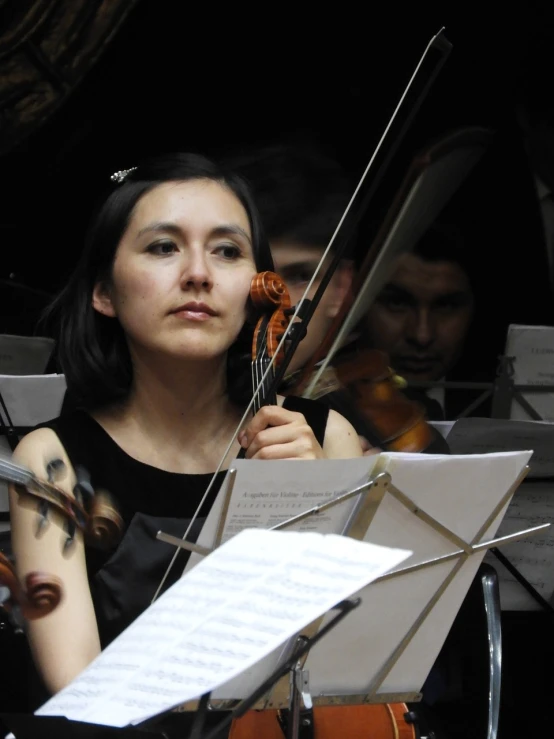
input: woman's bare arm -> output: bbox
[322,409,364,458]
[9,427,100,695]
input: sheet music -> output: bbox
[0,374,67,428]
[303,451,531,696]
[0,334,55,375]
[504,323,554,421]
[440,416,554,478]
[432,417,554,610]
[36,528,410,728]
[188,457,381,563]
[184,451,531,700]
[183,457,382,700]
[484,480,554,610]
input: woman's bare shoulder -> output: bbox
[11,427,78,494]
[323,409,363,458]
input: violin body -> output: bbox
[229,703,417,739]
[285,347,446,454]
[332,348,438,453]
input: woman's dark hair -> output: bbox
[224,142,353,250]
[413,222,474,289]
[45,152,274,409]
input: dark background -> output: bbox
[1,2,554,382]
[1,9,554,737]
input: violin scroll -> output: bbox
[0,552,62,621]
[85,489,124,550]
[250,271,292,366]
[72,464,124,549]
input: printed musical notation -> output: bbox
[504,323,554,422]
[444,416,554,478]
[433,415,554,610]
[36,527,410,728]
[193,457,381,549]
[484,480,554,610]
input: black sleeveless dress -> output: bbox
[38,396,329,649]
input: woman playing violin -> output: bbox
[8,152,362,701]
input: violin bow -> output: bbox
[259,27,453,401]
[299,124,493,398]
[152,27,453,600]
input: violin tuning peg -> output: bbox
[46,458,66,483]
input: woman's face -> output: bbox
[93,179,257,364]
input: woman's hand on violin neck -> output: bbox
[238,406,325,460]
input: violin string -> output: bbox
[0,455,89,529]
[303,30,447,397]
[0,458,49,497]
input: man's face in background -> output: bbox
[364,252,474,382]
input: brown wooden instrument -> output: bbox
[0,455,123,550]
[229,703,416,739]
[283,129,492,454]
[250,270,293,409]
[0,551,62,621]
[228,274,420,738]
[331,348,437,452]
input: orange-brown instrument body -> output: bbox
[229,703,416,739]
[0,551,62,621]
[332,348,437,452]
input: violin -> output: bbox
[286,347,445,453]
[229,703,416,739]
[227,284,421,737]
[0,551,62,622]
[0,454,123,550]
[286,124,491,454]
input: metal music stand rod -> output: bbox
[198,599,361,739]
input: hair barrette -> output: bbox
[110,167,138,184]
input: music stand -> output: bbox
[0,373,67,528]
[163,451,541,738]
[11,452,540,739]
